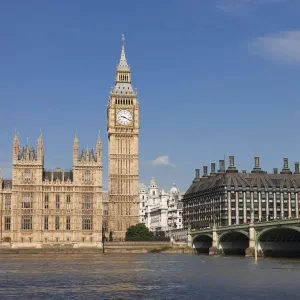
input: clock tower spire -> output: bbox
[107,35,140,240]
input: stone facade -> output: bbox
[107,35,140,240]
[0,133,103,248]
[139,178,183,232]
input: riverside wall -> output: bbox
[0,241,193,254]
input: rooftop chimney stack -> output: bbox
[281,158,292,174]
[273,168,278,174]
[210,163,216,175]
[227,156,238,173]
[230,156,234,167]
[284,158,288,169]
[203,166,208,177]
[195,168,200,179]
[295,162,300,174]
[242,170,246,174]
[251,156,263,173]
[218,160,225,173]
[255,157,260,169]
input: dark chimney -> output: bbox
[203,166,208,177]
[218,160,225,172]
[229,156,234,167]
[295,162,300,174]
[242,170,246,174]
[211,163,216,175]
[252,156,263,173]
[195,168,200,179]
[273,168,278,174]
[227,156,238,173]
[255,157,260,169]
[284,158,288,169]
[281,158,292,174]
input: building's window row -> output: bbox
[183,187,300,229]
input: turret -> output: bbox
[12,133,20,164]
[37,131,44,165]
[96,131,102,164]
[0,168,3,193]
[73,134,79,164]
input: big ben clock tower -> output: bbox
[107,35,140,240]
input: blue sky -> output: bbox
[1,0,300,192]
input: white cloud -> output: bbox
[147,156,176,168]
[216,0,288,13]
[250,30,300,64]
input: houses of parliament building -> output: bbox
[0,35,140,248]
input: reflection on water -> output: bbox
[0,253,299,299]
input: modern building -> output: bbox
[183,156,300,230]
[0,133,103,248]
[139,178,183,232]
[107,34,140,240]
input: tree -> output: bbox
[125,223,154,241]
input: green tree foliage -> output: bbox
[125,223,154,241]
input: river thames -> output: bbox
[0,253,299,299]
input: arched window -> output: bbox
[83,171,91,183]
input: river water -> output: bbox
[0,253,299,299]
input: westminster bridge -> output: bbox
[189,218,300,257]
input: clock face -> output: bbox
[116,110,133,126]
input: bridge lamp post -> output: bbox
[254,229,258,262]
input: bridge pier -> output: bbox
[245,222,256,257]
[209,226,220,255]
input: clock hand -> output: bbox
[122,116,132,121]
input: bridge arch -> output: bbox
[192,234,212,254]
[219,230,249,256]
[218,230,248,241]
[257,226,300,257]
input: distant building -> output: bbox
[139,178,183,232]
[183,156,300,230]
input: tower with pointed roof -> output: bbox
[107,34,140,240]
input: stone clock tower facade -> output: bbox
[107,35,140,240]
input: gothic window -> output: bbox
[22,194,32,209]
[56,195,60,209]
[66,195,71,210]
[82,194,93,210]
[82,216,92,230]
[24,169,31,180]
[44,216,48,230]
[5,195,11,210]
[103,220,108,232]
[66,216,71,230]
[83,171,92,183]
[103,203,108,216]
[4,217,11,230]
[44,195,49,209]
[55,216,60,230]
[21,216,32,230]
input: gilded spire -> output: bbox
[117,34,130,72]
